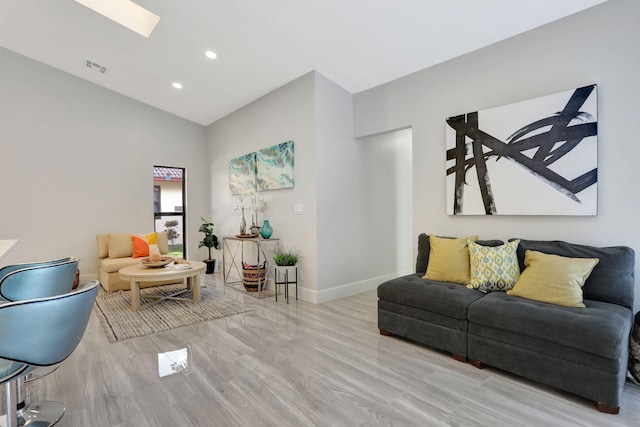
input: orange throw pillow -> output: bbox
[131,234,150,258]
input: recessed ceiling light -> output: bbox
[205,50,217,60]
[172,82,183,89]
[75,0,160,38]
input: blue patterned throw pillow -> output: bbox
[467,239,520,292]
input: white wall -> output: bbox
[315,72,373,301]
[6,1,626,306]
[315,72,415,301]
[0,47,208,279]
[206,72,318,298]
[157,181,183,212]
[206,71,411,303]
[353,0,640,312]
[359,128,413,277]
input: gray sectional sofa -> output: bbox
[377,234,635,414]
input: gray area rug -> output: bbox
[95,284,252,342]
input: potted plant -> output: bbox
[198,217,220,274]
[273,247,300,302]
[273,247,300,267]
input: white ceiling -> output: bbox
[0,0,607,126]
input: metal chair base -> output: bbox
[17,401,65,426]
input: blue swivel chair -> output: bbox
[0,258,77,302]
[0,281,99,427]
[0,257,72,281]
[0,258,79,426]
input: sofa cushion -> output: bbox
[157,231,169,254]
[424,235,478,284]
[468,292,633,360]
[511,239,635,309]
[100,257,140,274]
[97,234,109,259]
[415,233,504,275]
[507,250,599,308]
[468,239,520,292]
[103,232,169,260]
[108,233,134,258]
[378,274,485,320]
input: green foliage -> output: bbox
[273,247,301,266]
[198,217,219,259]
[164,220,180,244]
[168,244,184,258]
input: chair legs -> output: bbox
[4,381,18,427]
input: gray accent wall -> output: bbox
[353,0,640,312]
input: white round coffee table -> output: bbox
[119,261,206,312]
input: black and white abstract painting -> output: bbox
[446,85,597,215]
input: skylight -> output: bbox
[75,0,160,38]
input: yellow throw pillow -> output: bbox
[146,232,161,255]
[506,250,599,308]
[424,235,478,284]
[467,239,520,292]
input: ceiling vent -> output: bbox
[85,59,107,74]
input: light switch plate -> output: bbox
[294,204,303,215]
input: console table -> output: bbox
[222,236,279,298]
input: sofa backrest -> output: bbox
[512,239,635,309]
[415,233,504,275]
[96,232,170,259]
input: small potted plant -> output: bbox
[273,247,300,267]
[198,217,220,274]
[273,246,300,276]
[273,247,300,302]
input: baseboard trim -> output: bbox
[84,269,411,305]
[303,271,409,304]
[81,272,99,284]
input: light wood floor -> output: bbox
[37,274,640,426]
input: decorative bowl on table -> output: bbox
[140,256,173,268]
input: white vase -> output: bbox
[240,208,246,235]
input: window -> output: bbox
[153,166,186,258]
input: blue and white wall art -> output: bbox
[256,141,294,191]
[229,152,257,195]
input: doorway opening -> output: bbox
[360,128,413,275]
[153,166,186,258]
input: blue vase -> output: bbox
[260,220,273,239]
